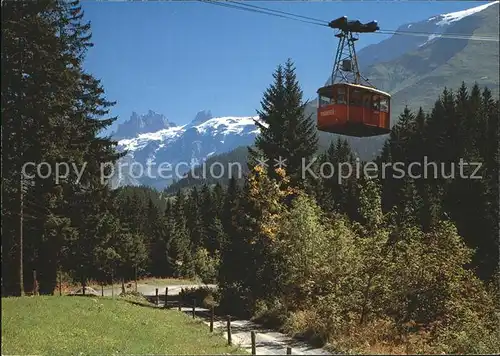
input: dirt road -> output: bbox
[176,305,332,355]
[101,283,216,297]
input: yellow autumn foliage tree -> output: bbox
[246,165,298,243]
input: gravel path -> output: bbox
[101,283,216,297]
[101,283,332,355]
[175,305,332,355]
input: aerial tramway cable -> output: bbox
[377,29,498,42]
[224,0,330,25]
[197,0,329,27]
[198,0,499,42]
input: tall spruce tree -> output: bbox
[200,184,221,253]
[221,177,240,238]
[147,198,169,276]
[168,190,194,278]
[316,138,358,218]
[1,0,123,294]
[186,186,205,251]
[249,59,317,188]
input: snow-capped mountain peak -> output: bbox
[117,125,186,152]
[354,0,498,66]
[429,1,498,26]
[113,110,177,139]
[190,109,213,125]
[117,114,260,153]
[418,1,498,47]
[111,111,261,190]
[190,115,260,135]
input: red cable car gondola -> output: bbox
[317,17,391,137]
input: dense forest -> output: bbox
[2,0,499,354]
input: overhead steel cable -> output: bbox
[225,0,496,40]
[378,29,498,41]
[383,27,498,39]
[200,0,499,42]
[197,0,329,27]
[378,28,498,41]
[225,0,330,25]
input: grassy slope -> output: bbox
[1,296,243,355]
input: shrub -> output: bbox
[284,309,329,347]
[217,283,254,319]
[179,286,219,309]
[192,247,220,284]
[118,291,150,305]
[252,298,288,330]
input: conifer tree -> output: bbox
[1,0,122,294]
[114,230,148,283]
[377,84,498,281]
[379,107,418,216]
[199,184,223,253]
[207,217,227,253]
[218,177,254,315]
[186,187,205,250]
[168,190,194,278]
[212,183,225,218]
[147,198,169,276]
[219,166,293,315]
[316,138,358,218]
[163,198,176,276]
[249,58,318,188]
[221,177,240,238]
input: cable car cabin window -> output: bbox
[319,95,332,107]
[337,87,346,104]
[380,98,389,113]
[349,88,362,106]
[372,95,380,111]
[363,95,371,108]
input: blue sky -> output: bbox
[81,1,492,133]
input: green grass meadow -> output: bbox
[2,296,243,355]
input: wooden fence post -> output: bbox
[32,270,38,296]
[192,298,196,318]
[155,288,159,306]
[251,331,256,355]
[210,306,214,332]
[134,265,138,292]
[111,270,114,298]
[287,346,292,354]
[227,315,232,346]
[101,284,104,297]
[164,287,168,308]
[178,299,181,311]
